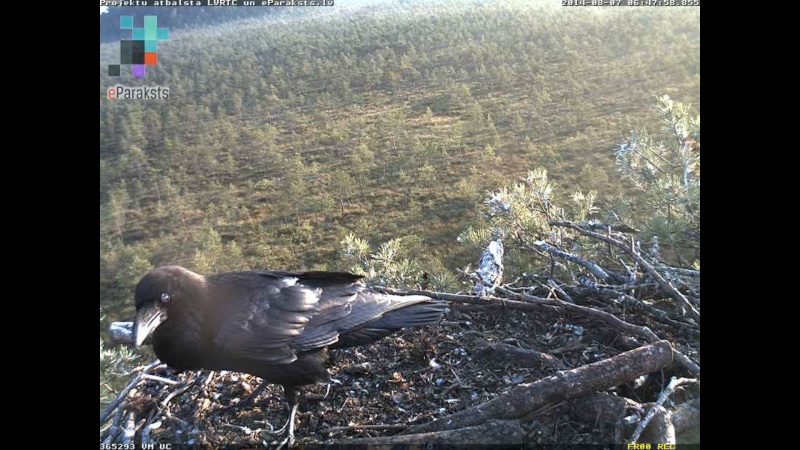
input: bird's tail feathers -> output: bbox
[372,297,447,328]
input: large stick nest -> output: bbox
[101,223,700,447]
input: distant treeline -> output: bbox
[99,7,284,42]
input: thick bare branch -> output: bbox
[568,392,640,425]
[109,322,134,344]
[404,340,675,434]
[672,398,700,435]
[629,377,698,443]
[323,424,407,435]
[635,405,675,444]
[342,420,524,446]
[525,241,612,281]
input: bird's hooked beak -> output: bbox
[134,305,167,346]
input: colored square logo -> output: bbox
[108,15,168,78]
[144,16,158,40]
[132,65,145,78]
[120,15,133,29]
[120,40,145,65]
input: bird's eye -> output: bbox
[160,293,171,303]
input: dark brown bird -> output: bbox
[133,266,445,446]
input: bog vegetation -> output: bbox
[100,0,699,414]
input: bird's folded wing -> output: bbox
[289,284,360,352]
[291,293,440,352]
[214,283,320,365]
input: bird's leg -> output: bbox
[273,386,299,449]
[211,380,269,417]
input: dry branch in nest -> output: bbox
[403,340,675,434]
[549,220,700,322]
[339,419,524,446]
[628,377,699,444]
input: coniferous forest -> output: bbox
[100,1,699,445]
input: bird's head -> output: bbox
[133,266,207,346]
